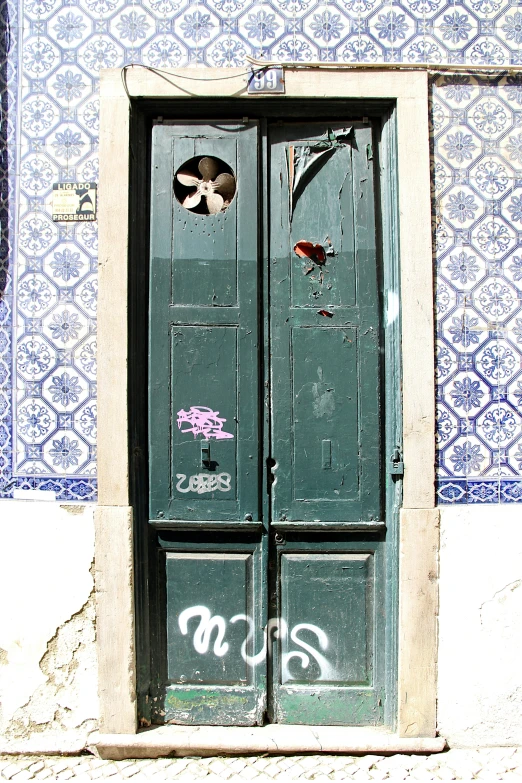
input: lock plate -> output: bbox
[390,448,404,476]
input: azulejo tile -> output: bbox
[109,6,157,49]
[477,401,522,451]
[404,35,445,63]
[433,72,522,504]
[465,36,510,66]
[4,4,522,503]
[432,6,480,51]
[273,34,319,62]
[77,36,125,73]
[496,6,522,47]
[142,34,188,67]
[47,6,93,48]
[439,247,488,292]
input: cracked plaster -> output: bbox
[0,502,98,752]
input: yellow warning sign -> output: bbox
[52,183,97,222]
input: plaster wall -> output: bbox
[438,505,522,747]
[0,501,98,753]
[0,499,521,749]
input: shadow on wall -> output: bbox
[0,0,11,298]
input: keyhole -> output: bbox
[266,457,276,493]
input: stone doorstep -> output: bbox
[95,726,447,761]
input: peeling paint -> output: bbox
[0,501,96,751]
[60,505,85,515]
[4,593,98,742]
[312,367,335,420]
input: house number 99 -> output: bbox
[248,67,285,95]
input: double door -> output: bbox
[148,118,391,726]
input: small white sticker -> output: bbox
[52,182,97,222]
[13,488,57,501]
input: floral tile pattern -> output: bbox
[0,0,16,496]
[1,0,522,503]
[433,72,522,503]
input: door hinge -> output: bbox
[390,448,404,476]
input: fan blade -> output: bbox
[198,156,220,181]
[177,170,200,187]
[183,191,202,209]
[206,192,224,214]
[214,173,236,200]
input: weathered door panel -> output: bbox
[291,326,359,500]
[267,123,384,725]
[149,123,260,523]
[270,535,384,725]
[171,326,238,503]
[153,533,266,726]
[149,123,265,727]
[269,123,381,525]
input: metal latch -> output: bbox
[201,443,211,468]
[390,448,404,476]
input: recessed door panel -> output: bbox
[289,140,356,310]
[291,326,359,500]
[279,552,373,685]
[272,537,384,725]
[155,535,265,726]
[166,552,252,685]
[171,326,238,504]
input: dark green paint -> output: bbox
[166,551,253,685]
[146,113,399,728]
[379,105,403,731]
[151,533,266,726]
[271,535,384,725]
[269,123,381,525]
[149,123,260,524]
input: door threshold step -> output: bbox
[95,726,446,760]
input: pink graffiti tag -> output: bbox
[177,406,234,440]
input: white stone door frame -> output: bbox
[95,67,439,743]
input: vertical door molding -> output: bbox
[97,67,437,737]
[96,78,136,733]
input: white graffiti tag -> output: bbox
[178,606,229,657]
[177,406,234,440]
[180,606,336,682]
[284,623,335,681]
[176,472,231,494]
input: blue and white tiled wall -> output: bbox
[3,0,522,503]
[434,72,522,503]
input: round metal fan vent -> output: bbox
[174,156,236,215]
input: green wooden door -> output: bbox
[148,119,388,727]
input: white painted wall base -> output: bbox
[0,501,98,753]
[1,499,521,751]
[438,505,522,747]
